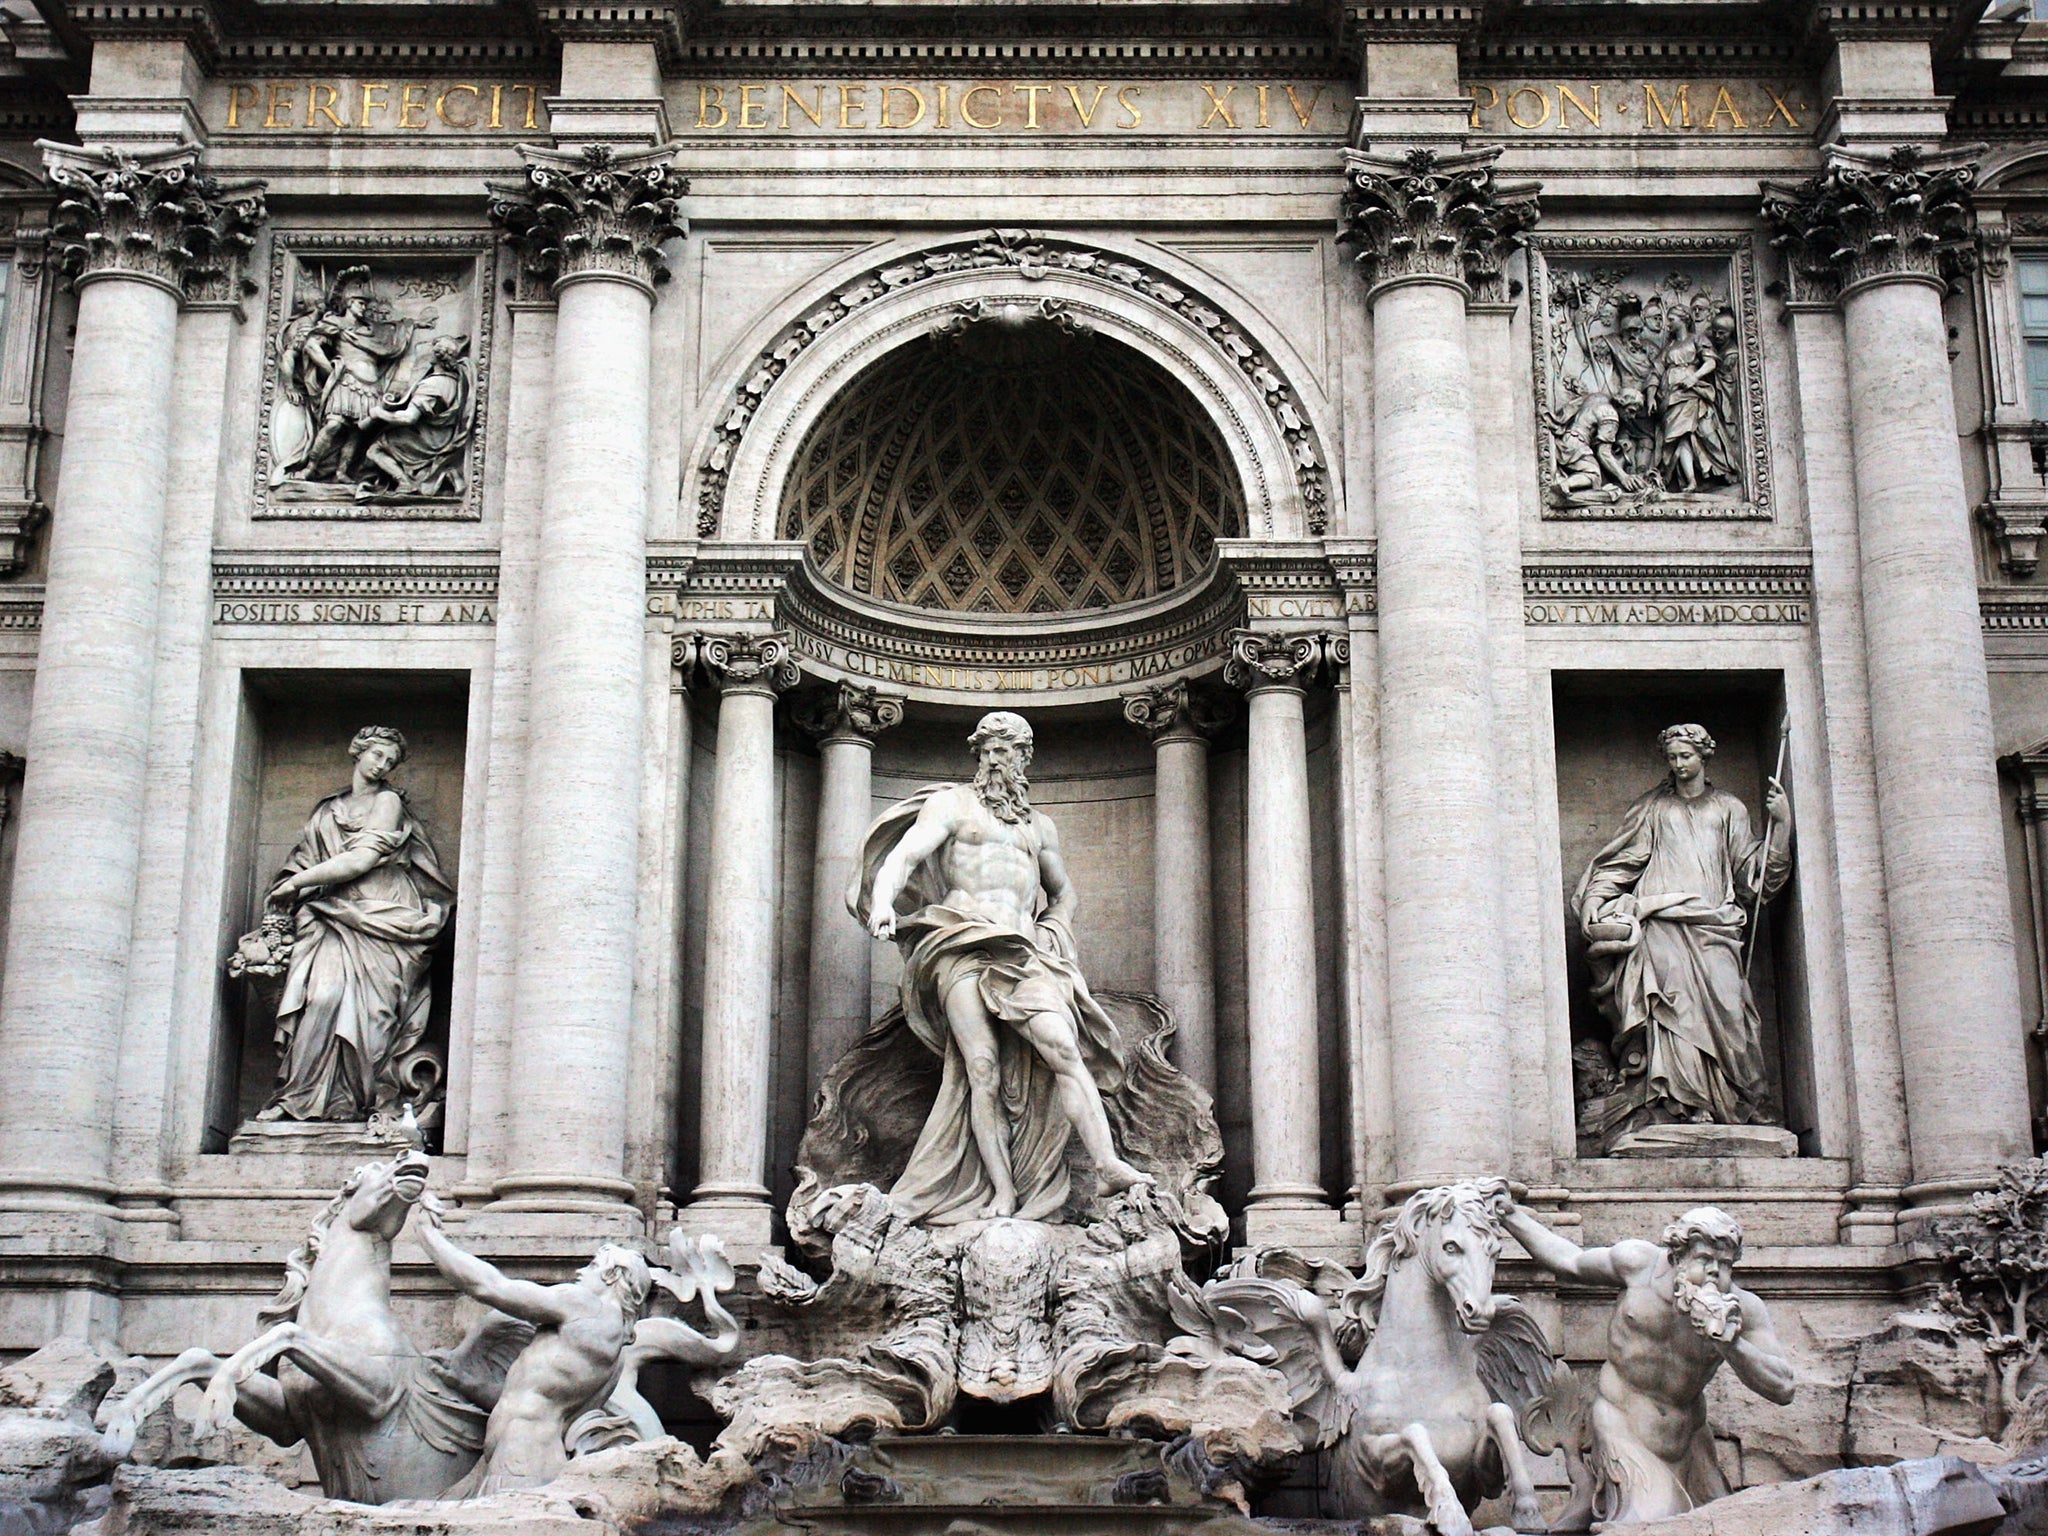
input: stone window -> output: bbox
[2022,255,2048,421]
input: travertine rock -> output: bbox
[74,1438,746,1536]
[1594,1455,2007,1536]
[0,1339,127,1533]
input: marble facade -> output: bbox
[0,0,2046,1517]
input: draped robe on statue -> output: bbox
[267,793,453,1121]
[849,787,1126,1226]
[1573,779,1789,1140]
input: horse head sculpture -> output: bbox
[1206,1177,1555,1536]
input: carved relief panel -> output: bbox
[1530,236,1771,522]
[254,233,497,521]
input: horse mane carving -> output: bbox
[1348,1182,1507,1343]
[257,1166,367,1327]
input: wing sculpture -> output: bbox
[1200,1277,1356,1450]
[1474,1298,1559,1428]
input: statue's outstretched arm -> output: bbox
[1503,1204,1625,1285]
[1723,1290,1796,1405]
[414,1205,575,1326]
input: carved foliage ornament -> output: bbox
[1121,678,1232,740]
[1222,627,1347,690]
[794,680,906,743]
[675,628,801,692]
[488,143,688,292]
[44,144,266,299]
[697,227,1331,538]
[1338,146,1540,297]
[1761,145,1979,297]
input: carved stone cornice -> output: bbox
[1222,628,1346,692]
[1338,146,1539,301]
[1762,145,1980,302]
[793,680,904,745]
[678,630,801,695]
[488,143,688,296]
[1121,678,1233,744]
[532,2,684,69]
[41,144,266,301]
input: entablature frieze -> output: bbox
[211,551,498,628]
[652,538,1369,705]
[1522,551,1812,628]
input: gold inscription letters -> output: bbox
[1466,79,1809,135]
[682,80,1342,134]
[220,80,548,133]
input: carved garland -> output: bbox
[694,228,1332,539]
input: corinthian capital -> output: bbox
[1222,629,1346,692]
[1761,145,1978,299]
[41,143,267,300]
[489,143,689,294]
[794,681,905,743]
[677,630,801,694]
[1339,146,1539,299]
[1122,679,1232,742]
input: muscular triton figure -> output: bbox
[414,1204,649,1496]
[854,711,1152,1225]
[1498,1201,1794,1526]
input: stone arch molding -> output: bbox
[692,228,1333,544]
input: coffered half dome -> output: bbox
[778,318,1247,616]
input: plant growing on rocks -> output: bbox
[1932,1153,2048,1437]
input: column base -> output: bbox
[673,1193,777,1262]
[1241,1200,1359,1261]
[0,1173,123,1225]
[487,1171,640,1215]
[1839,1186,1905,1248]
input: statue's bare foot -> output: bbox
[1096,1158,1155,1197]
[983,1189,1018,1219]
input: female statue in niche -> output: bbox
[243,725,454,1124]
[1573,723,1792,1153]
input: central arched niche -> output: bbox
[778,316,1247,616]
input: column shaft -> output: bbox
[808,733,875,1095]
[0,274,180,1206]
[1243,682,1323,1205]
[1841,276,2031,1192]
[693,682,780,1242]
[1153,730,1218,1093]
[1373,277,1510,1185]
[497,274,653,1210]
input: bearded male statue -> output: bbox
[851,711,1153,1225]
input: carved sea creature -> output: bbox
[1206,1179,1556,1535]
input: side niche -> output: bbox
[252,232,497,522]
[207,671,468,1154]
[1530,234,1772,523]
[1551,672,1815,1160]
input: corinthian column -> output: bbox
[0,148,262,1212]
[1226,631,1340,1239]
[1123,679,1228,1093]
[487,145,687,1213]
[795,681,903,1098]
[1339,147,1536,1189]
[684,633,799,1250]
[1766,150,2032,1206]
